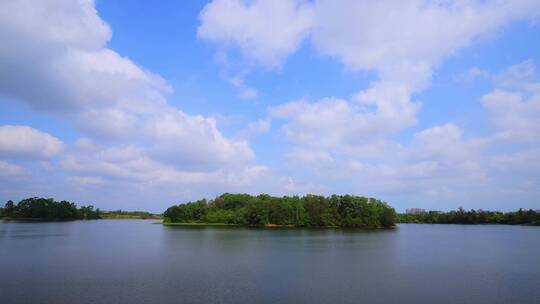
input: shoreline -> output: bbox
[1,217,79,222]
[398,221,540,226]
[159,221,396,229]
[1,217,158,222]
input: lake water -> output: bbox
[1,220,539,304]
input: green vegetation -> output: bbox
[1,197,101,220]
[161,222,239,227]
[100,210,161,219]
[163,193,396,228]
[398,208,540,225]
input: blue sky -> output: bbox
[1,0,540,212]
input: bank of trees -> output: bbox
[1,197,101,220]
[398,208,540,225]
[163,193,396,228]
[100,210,160,219]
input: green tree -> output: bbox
[163,194,396,228]
[4,200,16,217]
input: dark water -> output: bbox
[1,221,539,304]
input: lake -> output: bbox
[1,220,539,304]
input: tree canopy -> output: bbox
[1,197,101,220]
[100,210,161,219]
[164,193,396,228]
[398,208,540,225]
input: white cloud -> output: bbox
[458,60,537,86]
[492,60,537,89]
[269,95,415,156]
[55,138,313,210]
[0,125,63,159]
[199,0,540,87]
[0,0,110,52]
[274,121,489,207]
[198,0,315,68]
[482,89,540,143]
[142,109,254,170]
[0,0,254,171]
[203,0,540,165]
[1,1,539,211]
[410,123,476,162]
[0,0,279,210]
[235,119,271,139]
[456,67,491,82]
[268,71,540,208]
[480,61,540,143]
[306,0,539,161]
[311,0,539,86]
[280,176,327,195]
[0,160,28,179]
[287,148,333,164]
[491,148,540,174]
[487,148,540,197]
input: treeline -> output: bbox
[164,193,396,228]
[100,210,161,219]
[398,208,540,225]
[1,197,101,220]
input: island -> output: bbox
[163,193,397,228]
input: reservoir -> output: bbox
[1,220,539,304]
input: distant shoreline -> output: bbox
[1,216,158,222]
[1,197,161,221]
[397,208,540,226]
[1,217,79,222]
[397,221,540,226]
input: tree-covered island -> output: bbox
[1,197,101,220]
[163,193,397,228]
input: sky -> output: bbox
[1,0,540,213]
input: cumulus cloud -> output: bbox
[0,160,29,179]
[0,0,277,209]
[202,0,540,161]
[0,125,63,159]
[0,0,254,171]
[491,148,540,175]
[480,61,540,143]
[198,0,315,68]
[59,138,255,185]
[458,60,537,86]
[311,0,539,86]
[1,1,539,210]
[198,1,539,207]
[199,0,540,85]
[55,138,315,210]
[290,123,484,185]
[410,123,477,162]
[269,95,416,156]
[482,90,540,143]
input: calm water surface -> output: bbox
[1,220,539,304]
